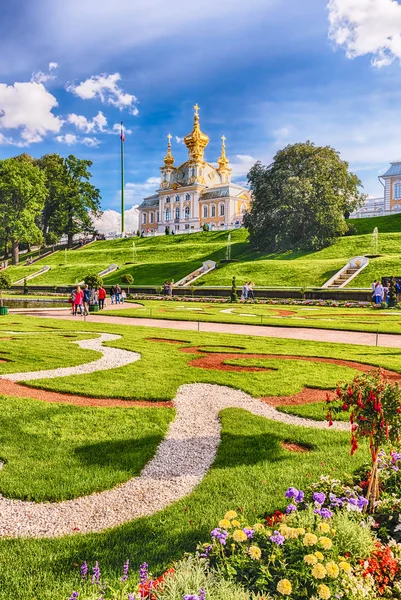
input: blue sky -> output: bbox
[1,0,401,231]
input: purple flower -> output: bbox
[91,561,101,585]
[199,588,206,600]
[348,497,358,507]
[120,559,129,582]
[80,562,88,580]
[199,544,212,558]
[270,530,285,545]
[128,595,137,600]
[69,593,79,600]
[313,492,326,505]
[210,528,229,545]
[320,508,333,519]
[285,487,299,499]
[295,490,304,503]
[243,527,254,539]
[286,504,297,514]
[357,496,368,509]
[139,562,148,584]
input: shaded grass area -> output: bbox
[0,396,173,501]
[0,410,367,600]
[105,299,401,335]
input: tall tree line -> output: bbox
[0,153,101,264]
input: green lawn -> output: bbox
[0,408,367,600]
[3,213,401,288]
[105,299,401,334]
[276,401,349,421]
[0,314,391,598]
[0,396,172,501]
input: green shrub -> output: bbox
[122,274,134,285]
[84,273,103,288]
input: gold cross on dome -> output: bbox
[221,135,226,144]
[167,133,172,142]
[194,103,200,116]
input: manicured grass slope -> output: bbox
[5,213,401,287]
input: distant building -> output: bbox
[137,105,252,233]
[351,161,401,218]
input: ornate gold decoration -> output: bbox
[163,133,175,169]
[184,104,210,162]
[217,135,232,176]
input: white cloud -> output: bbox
[31,61,59,83]
[0,81,63,145]
[92,206,139,234]
[68,110,107,133]
[55,133,78,145]
[55,133,100,147]
[67,72,139,115]
[230,155,256,178]
[112,123,132,134]
[175,136,183,144]
[328,0,401,67]
[123,177,160,204]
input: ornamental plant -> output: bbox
[326,370,401,512]
[0,271,11,307]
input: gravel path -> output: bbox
[0,383,347,538]
[0,333,140,382]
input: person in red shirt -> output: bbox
[98,285,106,310]
[73,286,84,316]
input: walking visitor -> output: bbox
[110,285,116,304]
[73,285,84,316]
[98,285,106,310]
[121,289,126,303]
[83,285,90,316]
[247,282,255,302]
[115,284,122,304]
[241,282,248,302]
[374,281,383,306]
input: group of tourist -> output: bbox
[241,281,255,302]
[162,281,174,297]
[69,284,126,315]
[371,279,401,305]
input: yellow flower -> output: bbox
[339,561,352,573]
[225,510,237,520]
[231,520,241,528]
[303,533,318,546]
[325,562,339,578]
[312,563,327,579]
[314,551,324,561]
[249,546,262,560]
[319,537,333,550]
[296,527,306,535]
[331,528,336,537]
[304,554,318,565]
[318,522,330,534]
[219,519,231,529]
[276,579,292,595]
[253,522,265,532]
[232,529,247,543]
[317,584,331,599]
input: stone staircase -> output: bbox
[175,260,217,287]
[322,256,369,289]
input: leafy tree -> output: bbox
[47,155,101,248]
[84,273,103,288]
[36,153,66,239]
[122,274,134,285]
[0,157,47,264]
[244,142,365,252]
[230,276,238,303]
[0,271,11,307]
[165,226,170,235]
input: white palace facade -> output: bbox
[138,105,252,233]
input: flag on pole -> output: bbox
[120,123,125,142]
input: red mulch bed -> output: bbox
[281,441,311,453]
[0,379,173,408]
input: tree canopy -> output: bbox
[244,141,365,252]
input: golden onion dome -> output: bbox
[184,104,210,162]
[163,133,175,169]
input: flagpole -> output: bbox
[120,121,125,236]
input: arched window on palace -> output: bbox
[185,206,190,219]
[150,212,154,223]
[175,195,180,202]
[219,203,225,216]
[395,184,401,200]
[166,196,171,203]
[175,207,180,220]
[156,211,160,222]
[211,205,216,217]
[166,209,171,221]
[142,213,147,224]
[203,205,208,218]
[185,193,190,201]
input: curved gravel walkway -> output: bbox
[0,383,347,538]
[0,333,140,382]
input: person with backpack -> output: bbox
[83,285,91,316]
[98,285,106,310]
[115,284,122,304]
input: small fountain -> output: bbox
[372,227,379,256]
[225,233,231,261]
